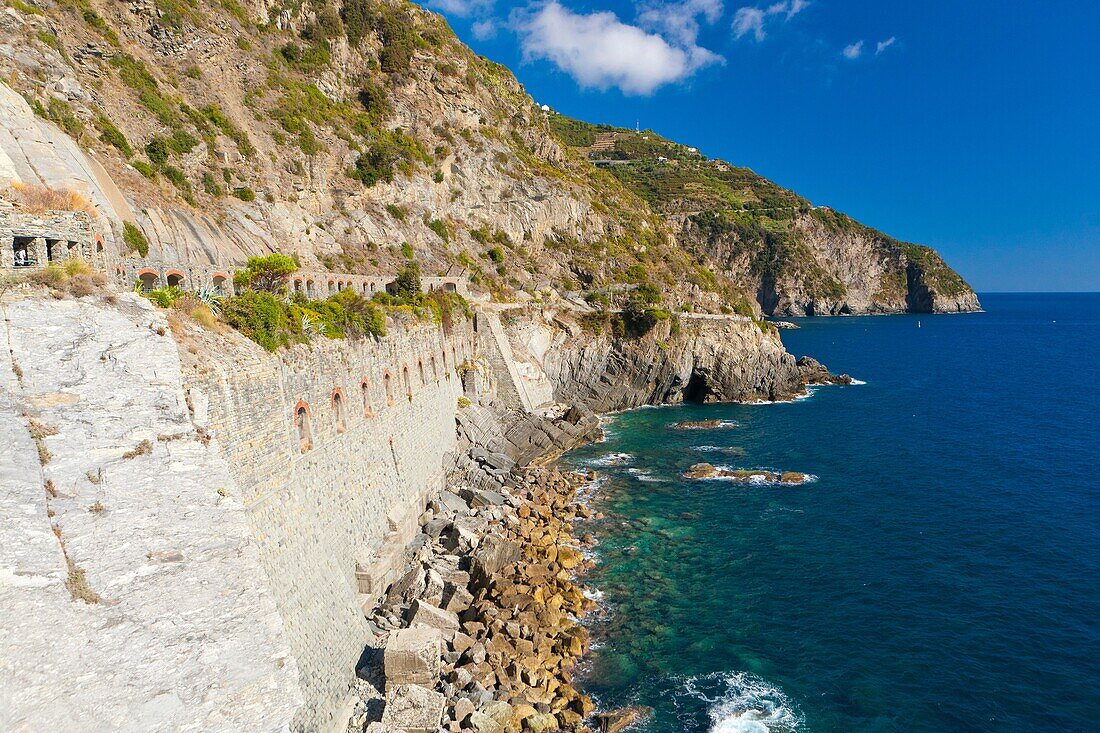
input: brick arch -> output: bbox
[330,387,347,433]
[417,358,426,385]
[383,369,394,406]
[164,269,186,288]
[293,400,313,453]
[137,268,160,291]
[360,378,374,417]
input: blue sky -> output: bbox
[425,0,1099,292]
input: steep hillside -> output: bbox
[548,116,981,315]
[0,0,977,315]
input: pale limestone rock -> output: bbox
[384,627,442,687]
[380,684,444,733]
[409,599,460,632]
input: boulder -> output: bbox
[471,535,521,584]
[597,706,651,733]
[525,712,559,732]
[384,627,442,687]
[381,684,445,733]
[409,599,460,632]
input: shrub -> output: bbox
[145,137,169,166]
[167,129,198,154]
[433,170,444,183]
[123,222,150,257]
[400,241,414,259]
[385,203,408,222]
[96,115,133,157]
[486,246,504,264]
[143,286,183,308]
[201,171,223,196]
[231,186,255,201]
[232,253,297,293]
[221,290,294,351]
[392,262,421,301]
[426,218,449,243]
[132,160,156,179]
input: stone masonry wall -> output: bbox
[185,317,478,732]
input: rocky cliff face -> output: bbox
[0,0,977,317]
[496,309,807,413]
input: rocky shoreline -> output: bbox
[353,467,607,732]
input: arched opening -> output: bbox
[431,355,438,382]
[45,239,60,262]
[306,279,315,298]
[369,282,376,293]
[443,281,457,293]
[294,401,312,453]
[96,238,105,254]
[361,379,373,417]
[328,280,335,295]
[165,271,185,288]
[402,365,412,401]
[418,359,426,385]
[331,389,346,433]
[383,371,394,406]
[212,274,228,295]
[138,270,159,291]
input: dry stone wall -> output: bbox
[186,318,478,732]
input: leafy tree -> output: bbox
[232,253,297,294]
[393,262,421,301]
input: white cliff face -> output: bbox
[0,294,301,731]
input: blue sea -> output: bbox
[566,293,1100,732]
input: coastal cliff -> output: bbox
[0,0,976,316]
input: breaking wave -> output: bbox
[683,672,803,733]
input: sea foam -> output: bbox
[684,672,803,733]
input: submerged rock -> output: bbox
[597,705,652,733]
[672,419,725,430]
[684,463,811,484]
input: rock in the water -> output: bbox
[597,706,651,733]
[672,419,724,430]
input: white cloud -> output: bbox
[732,7,766,40]
[423,0,494,17]
[875,36,897,55]
[514,2,723,95]
[842,40,864,59]
[733,0,807,42]
[638,0,724,46]
[472,19,497,39]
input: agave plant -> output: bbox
[195,285,223,316]
[301,314,326,338]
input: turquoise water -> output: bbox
[567,293,1100,732]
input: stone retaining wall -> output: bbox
[187,318,478,732]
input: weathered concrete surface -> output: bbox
[0,294,301,731]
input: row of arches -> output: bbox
[290,276,387,300]
[292,346,458,454]
[133,267,229,293]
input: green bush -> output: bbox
[96,115,132,157]
[385,203,407,222]
[486,246,504,264]
[167,129,198,154]
[143,286,183,308]
[132,160,156,179]
[221,291,294,351]
[232,253,297,293]
[392,262,421,301]
[202,170,223,196]
[123,221,149,257]
[426,218,449,243]
[231,186,255,201]
[400,241,414,259]
[145,137,169,166]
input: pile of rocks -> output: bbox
[358,468,600,732]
